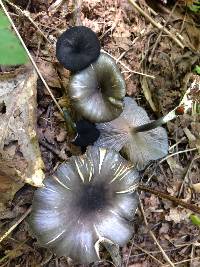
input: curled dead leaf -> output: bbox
[0,65,45,187]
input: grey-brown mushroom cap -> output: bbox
[68,52,126,123]
[28,146,139,264]
[95,97,169,170]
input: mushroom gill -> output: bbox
[68,52,126,123]
[95,97,168,170]
[28,146,139,264]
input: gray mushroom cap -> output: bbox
[68,52,126,123]
[28,146,139,264]
[95,97,169,170]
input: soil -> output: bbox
[0,0,200,266]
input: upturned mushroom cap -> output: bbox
[56,26,100,72]
[95,97,168,170]
[28,146,139,264]
[68,52,126,123]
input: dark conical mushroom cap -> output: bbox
[73,119,100,147]
[28,146,139,264]
[56,26,100,72]
[68,52,126,123]
[95,97,168,170]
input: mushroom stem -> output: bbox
[134,109,177,133]
[134,117,165,133]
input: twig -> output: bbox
[125,240,134,267]
[159,147,197,164]
[145,147,197,184]
[149,2,178,62]
[127,244,193,261]
[163,256,200,266]
[178,156,199,198]
[5,0,51,43]
[0,207,31,243]
[139,198,175,267]
[48,0,65,14]
[129,242,164,266]
[0,238,29,264]
[101,49,155,79]
[73,0,82,26]
[169,137,187,152]
[39,139,68,161]
[127,0,184,49]
[139,184,200,215]
[0,0,64,117]
[116,36,139,63]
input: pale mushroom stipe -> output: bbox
[28,146,139,264]
[95,97,169,170]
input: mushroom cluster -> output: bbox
[29,26,169,264]
[29,147,139,264]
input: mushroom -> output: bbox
[68,52,126,123]
[56,26,101,72]
[28,146,139,264]
[72,119,100,147]
[94,97,168,170]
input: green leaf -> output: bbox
[194,65,200,75]
[188,1,200,13]
[0,10,28,66]
[190,214,200,227]
[0,10,9,28]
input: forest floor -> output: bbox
[0,0,200,266]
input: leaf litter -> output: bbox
[0,0,200,266]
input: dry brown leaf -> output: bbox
[165,207,191,223]
[36,58,61,88]
[0,172,23,212]
[192,183,200,193]
[140,76,157,112]
[0,65,45,187]
[56,128,67,142]
[166,157,187,180]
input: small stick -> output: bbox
[0,207,31,243]
[178,156,199,198]
[139,184,200,215]
[159,148,197,164]
[128,0,184,49]
[73,0,82,26]
[126,241,164,266]
[139,199,175,267]
[149,2,178,62]
[5,0,51,43]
